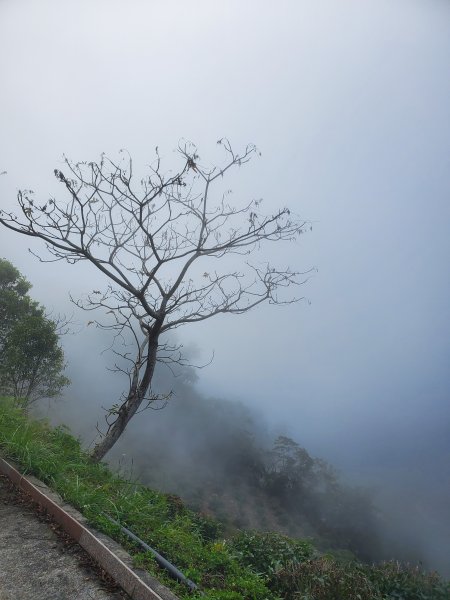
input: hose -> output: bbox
[102,513,201,594]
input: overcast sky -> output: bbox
[1,0,449,538]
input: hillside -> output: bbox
[104,373,382,563]
[2,397,449,600]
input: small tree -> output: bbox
[0,259,69,405]
[0,258,41,345]
[1,314,69,405]
[0,141,311,461]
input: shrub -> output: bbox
[369,561,450,600]
[229,530,315,581]
[272,557,378,600]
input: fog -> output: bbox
[1,0,449,576]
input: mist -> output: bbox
[36,348,449,575]
[1,0,449,580]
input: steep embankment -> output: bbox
[1,397,449,600]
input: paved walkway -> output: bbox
[0,478,125,600]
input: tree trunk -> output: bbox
[90,334,159,462]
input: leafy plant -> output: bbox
[230,530,315,578]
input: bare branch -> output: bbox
[0,141,312,460]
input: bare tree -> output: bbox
[0,140,312,461]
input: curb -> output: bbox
[0,457,179,600]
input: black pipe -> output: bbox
[102,513,200,594]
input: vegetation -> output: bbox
[0,259,69,405]
[0,143,312,461]
[115,382,381,563]
[1,397,448,600]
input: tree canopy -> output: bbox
[0,258,39,342]
[0,258,69,405]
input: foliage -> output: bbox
[229,530,315,577]
[269,557,450,600]
[0,259,69,404]
[0,258,40,344]
[256,435,381,560]
[271,556,378,600]
[368,561,450,600]
[1,314,69,403]
[0,399,448,600]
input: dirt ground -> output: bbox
[0,476,128,600]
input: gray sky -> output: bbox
[1,0,450,556]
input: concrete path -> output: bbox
[0,478,125,600]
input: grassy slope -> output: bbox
[0,397,448,600]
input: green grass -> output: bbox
[0,397,273,599]
[0,397,448,600]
